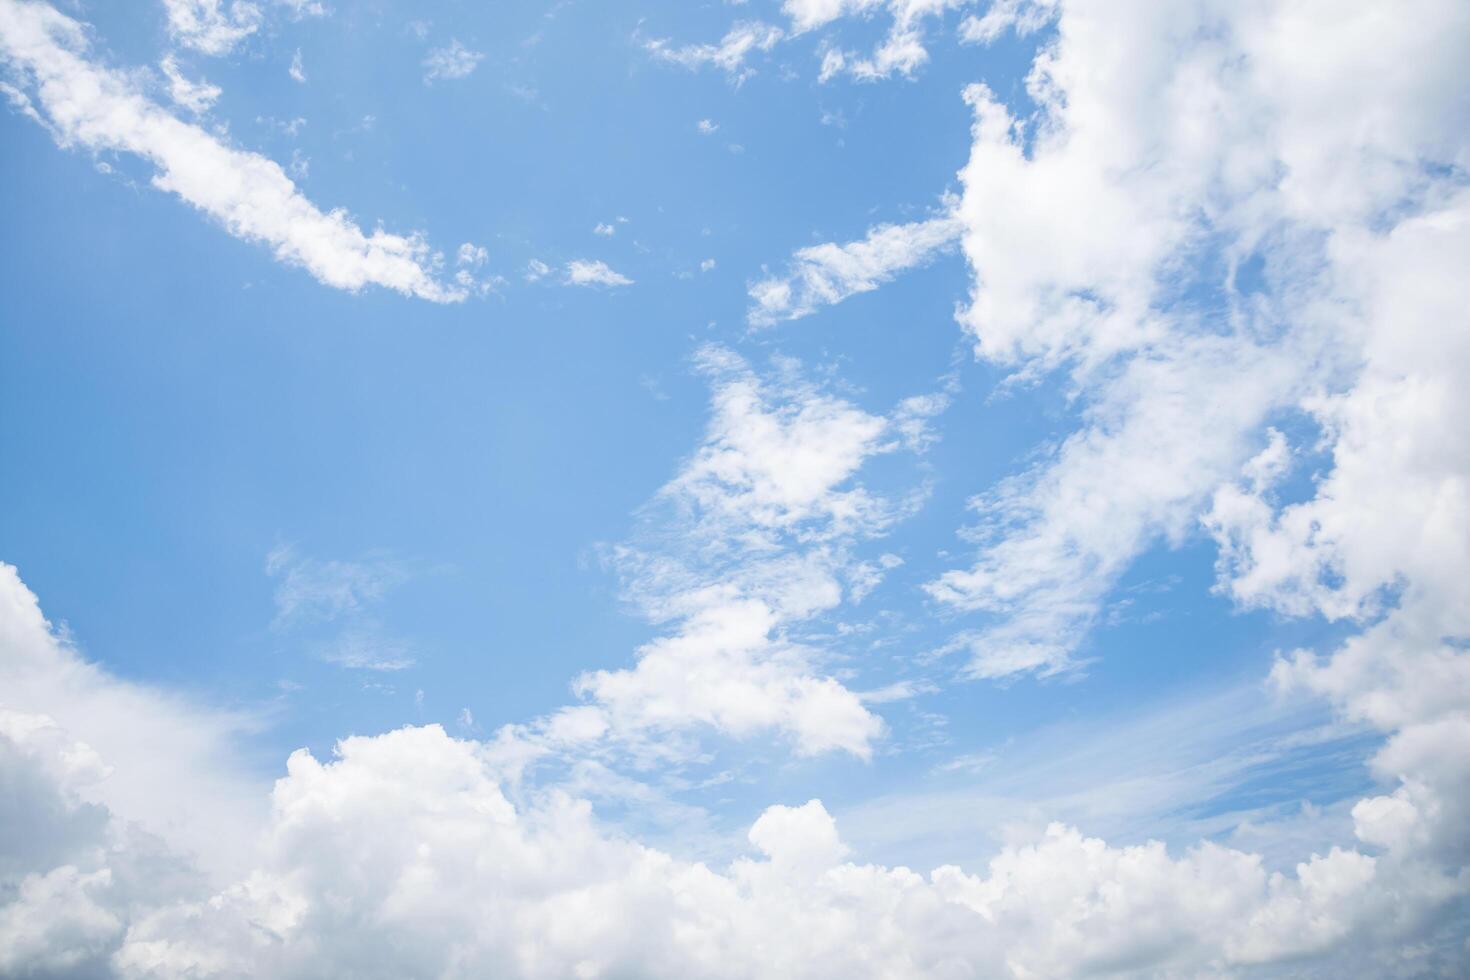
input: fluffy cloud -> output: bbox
[0,1,466,302]
[564,259,633,287]
[920,0,1470,681]
[493,346,937,765]
[0,565,266,881]
[0,682,1463,978]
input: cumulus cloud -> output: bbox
[490,346,941,766]
[749,208,961,325]
[0,1,467,302]
[919,0,1470,682]
[565,259,633,287]
[0,676,1463,977]
[0,565,266,881]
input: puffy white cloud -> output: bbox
[0,1,466,302]
[749,209,962,326]
[0,565,266,880]
[921,0,1470,681]
[423,39,483,83]
[494,347,936,764]
[2,561,1469,976]
[565,259,633,287]
[0,709,1459,978]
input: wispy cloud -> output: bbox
[423,38,483,83]
[0,3,467,302]
[644,21,783,83]
[749,208,962,326]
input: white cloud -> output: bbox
[793,0,978,82]
[524,258,551,282]
[487,347,939,764]
[700,258,716,273]
[0,565,266,881]
[565,259,633,287]
[916,0,1470,682]
[593,222,615,236]
[0,693,1461,977]
[161,0,261,56]
[696,118,719,135]
[287,47,305,82]
[0,2,467,302]
[749,209,961,326]
[783,0,882,34]
[158,55,220,113]
[957,0,1055,44]
[161,0,325,57]
[423,38,483,83]
[645,21,783,82]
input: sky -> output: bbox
[0,0,1467,976]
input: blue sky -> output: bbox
[1,1,1468,977]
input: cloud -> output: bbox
[161,0,326,57]
[644,21,783,82]
[0,689,1462,977]
[158,55,220,113]
[592,222,615,236]
[915,0,1470,682]
[287,47,305,83]
[0,564,266,881]
[749,208,962,325]
[265,546,416,671]
[160,0,261,56]
[565,259,633,287]
[0,2,467,302]
[265,545,407,627]
[423,38,483,83]
[485,346,941,765]
[791,0,979,82]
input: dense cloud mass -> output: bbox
[2,0,1469,975]
[1,562,1467,978]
